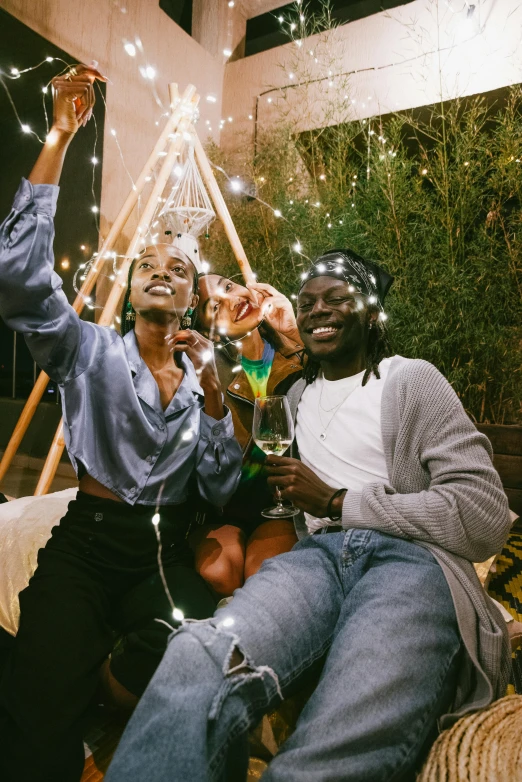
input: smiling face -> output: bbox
[197,273,262,340]
[297,276,375,363]
[129,244,198,326]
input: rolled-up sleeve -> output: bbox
[0,178,86,383]
[195,407,242,506]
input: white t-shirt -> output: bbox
[296,357,393,533]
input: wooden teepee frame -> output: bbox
[0,82,254,496]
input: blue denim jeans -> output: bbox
[106,530,461,782]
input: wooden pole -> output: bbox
[34,89,200,495]
[192,133,254,284]
[0,84,194,487]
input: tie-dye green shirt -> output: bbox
[240,340,276,399]
[239,340,275,485]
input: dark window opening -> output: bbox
[160,0,193,36]
[246,0,416,57]
[0,8,105,401]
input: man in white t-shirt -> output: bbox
[106,250,512,782]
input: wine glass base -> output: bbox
[261,505,300,519]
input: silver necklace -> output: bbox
[317,376,361,441]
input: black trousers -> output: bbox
[0,491,216,782]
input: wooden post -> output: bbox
[192,133,255,283]
[34,89,200,495]
[0,84,194,487]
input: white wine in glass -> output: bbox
[252,395,299,519]
[255,438,293,456]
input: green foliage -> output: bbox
[204,88,522,424]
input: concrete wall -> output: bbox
[221,0,522,153]
[0,0,229,247]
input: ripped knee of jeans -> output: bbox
[205,621,283,721]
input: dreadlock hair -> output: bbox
[303,305,392,387]
[120,251,199,337]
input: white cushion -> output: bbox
[0,489,76,636]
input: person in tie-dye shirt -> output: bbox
[188,274,304,596]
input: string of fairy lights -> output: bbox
[1,1,488,329]
[3,0,499,622]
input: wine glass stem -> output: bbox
[275,485,284,508]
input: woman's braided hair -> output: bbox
[120,252,199,336]
[303,304,392,386]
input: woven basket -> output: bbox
[418,695,522,781]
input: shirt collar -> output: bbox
[123,330,204,411]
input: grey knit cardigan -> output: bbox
[286,356,512,725]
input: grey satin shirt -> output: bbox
[0,179,242,506]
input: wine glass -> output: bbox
[252,395,299,519]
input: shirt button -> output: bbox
[212,426,222,436]
[233,384,240,390]
[94,512,103,522]
[159,424,165,431]
[146,455,153,463]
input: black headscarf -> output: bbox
[299,248,394,309]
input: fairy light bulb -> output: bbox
[145,66,156,80]
[124,42,136,57]
[293,242,302,253]
[182,430,194,441]
[173,608,184,621]
[91,206,99,213]
[11,68,20,76]
[201,261,210,273]
[152,513,160,526]
[230,179,242,192]
[21,124,31,133]
[316,264,326,272]
[221,616,235,628]
[273,209,282,217]
[223,49,232,57]
[202,350,213,362]
[91,157,98,165]
[301,272,308,280]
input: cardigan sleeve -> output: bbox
[341,361,512,562]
